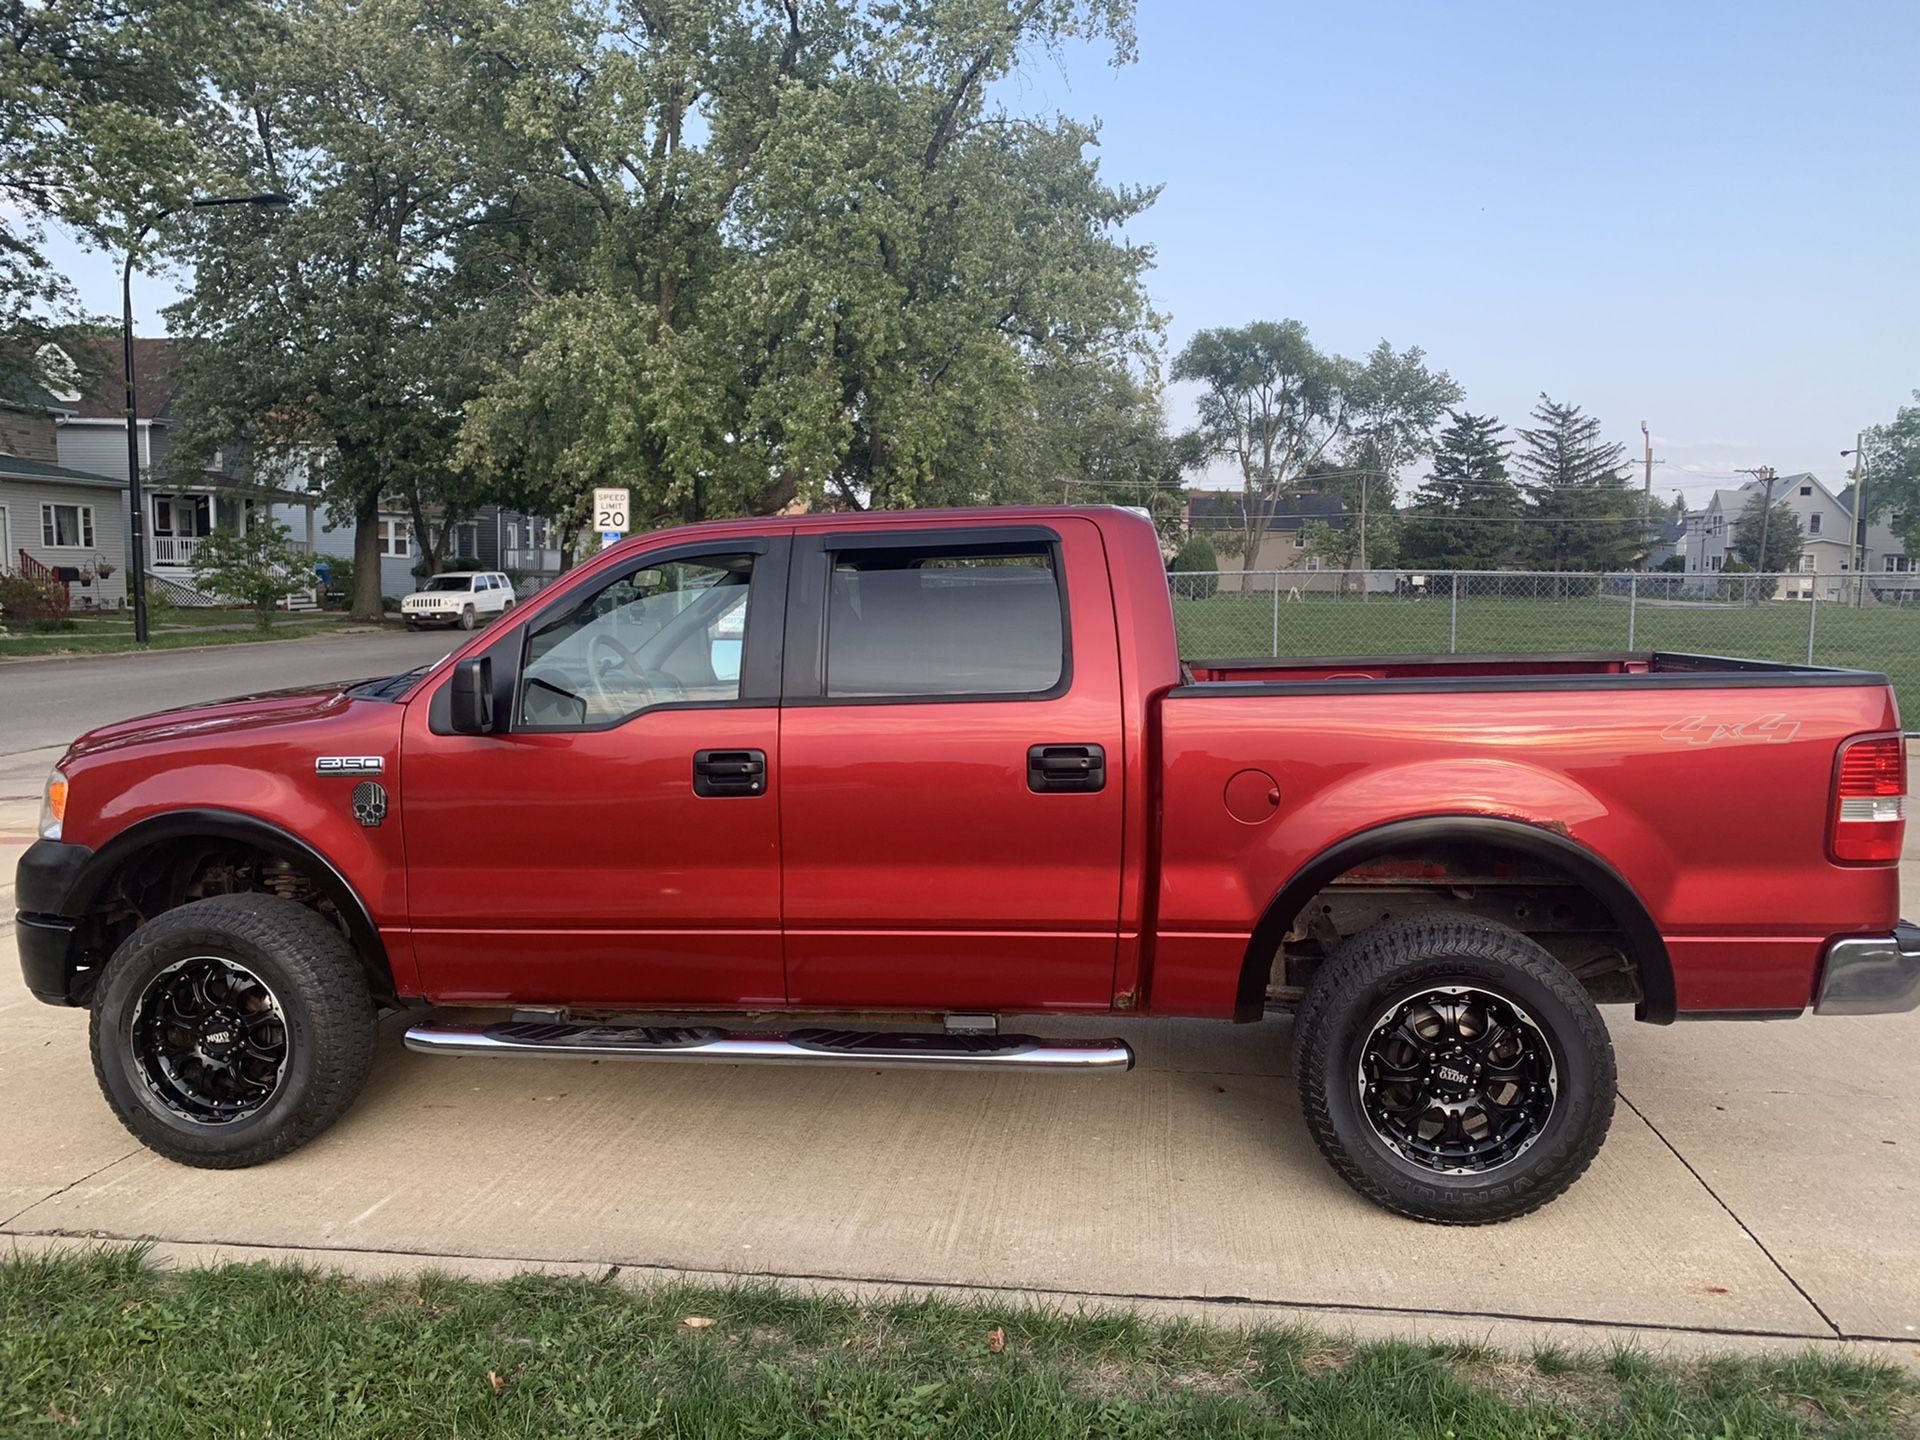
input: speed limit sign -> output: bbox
[593,487,630,549]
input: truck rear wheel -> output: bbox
[1292,913,1615,1224]
[88,894,377,1169]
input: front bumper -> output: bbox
[1815,922,1920,1016]
[14,837,94,1006]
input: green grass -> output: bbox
[1173,593,1920,718]
[4,1248,1914,1438]
[0,614,376,658]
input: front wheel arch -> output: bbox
[63,811,394,1004]
[1236,816,1675,1025]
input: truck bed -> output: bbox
[1182,650,1888,691]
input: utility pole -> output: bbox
[1638,421,1665,569]
[1737,465,1778,605]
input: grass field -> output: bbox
[0,611,371,658]
[1173,593,1920,717]
[4,1248,1914,1438]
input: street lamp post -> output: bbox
[123,191,292,643]
[1842,436,1870,609]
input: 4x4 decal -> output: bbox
[1660,713,1800,746]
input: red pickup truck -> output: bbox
[16,507,1918,1223]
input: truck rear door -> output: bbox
[777,518,1125,1009]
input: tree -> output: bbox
[457,0,1158,529]
[1731,491,1803,574]
[0,0,261,379]
[167,0,529,619]
[1514,394,1639,576]
[190,518,314,628]
[1860,391,1920,560]
[1014,362,1187,541]
[1171,321,1357,572]
[1168,533,1218,599]
[1401,411,1522,569]
[1338,341,1461,572]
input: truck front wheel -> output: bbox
[1292,914,1615,1225]
[88,894,377,1168]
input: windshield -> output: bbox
[423,576,472,592]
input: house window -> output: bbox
[41,503,94,549]
[1809,512,1822,535]
[1711,514,1725,536]
[1885,555,1912,573]
[1290,533,1304,550]
[1799,554,1815,572]
[1800,485,1813,497]
[1304,556,1322,571]
[1710,555,1722,572]
[378,517,412,556]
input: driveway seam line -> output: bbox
[1,1223,1872,1345]
[1618,1090,1844,1340]
[0,1149,143,1230]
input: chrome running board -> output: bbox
[403,1019,1134,1072]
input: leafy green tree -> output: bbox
[0,0,260,379]
[1731,491,1803,574]
[1168,532,1218,599]
[1338,342,1461,572]
[1171,321,1358,572]
[1015,363,1187,539]
[168,0,527,619]
[190,518,315,628]
[1514,394,1638,575]
[1401,411,1521,569]
[1860,391,1920,559]
[458,0,1157,529]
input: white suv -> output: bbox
[401,572,515,630]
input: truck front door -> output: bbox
[399,536,790,1008]
[776,519,1126,1010]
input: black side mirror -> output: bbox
[449,656,494,735]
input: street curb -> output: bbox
[5,1231,1917,1372]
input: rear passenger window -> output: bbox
[825,543,1065,698]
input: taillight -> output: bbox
[1831,734,1906,863]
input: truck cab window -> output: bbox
[825,543,1064,698]
[518,554,754,727]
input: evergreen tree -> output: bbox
[1400,411,1520,569]
[1731,492,1803,574]
[1515,394,1639,573]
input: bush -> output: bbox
[1655,554,1685,573]
[381,594,401,613]
[1168,534,1220,600]
[189,521,316,630]
[0,571,71,622]
[449,554,484,572]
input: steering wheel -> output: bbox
[586,630,656,715]
[583,631,693,714]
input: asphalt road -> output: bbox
[2,630,1917,1363]
[0,629,461,760]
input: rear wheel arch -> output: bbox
[1235,815,1675,1025]
[64,810,394,1004]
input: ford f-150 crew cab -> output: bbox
[16,507,1920,1223]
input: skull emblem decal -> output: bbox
[351,780,388,828]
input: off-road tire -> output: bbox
[458,604,476,631]
[89,894,377,1168]
[1292,913,1615,1224]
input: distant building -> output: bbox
[1680,473,1910,601]
[1184,490,1351,586]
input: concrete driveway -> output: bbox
[3,637,1917,1361]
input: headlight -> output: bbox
[40,768,68,841]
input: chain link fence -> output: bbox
[1169,569,1920,716]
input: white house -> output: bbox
[1680,472,1909,601]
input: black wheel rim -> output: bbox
[130,956,289,1124]
[1357,985,1557,1174]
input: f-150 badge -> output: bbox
[316,756,384,776]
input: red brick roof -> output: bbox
[55,336,184,421]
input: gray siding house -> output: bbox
[1,381,131,609]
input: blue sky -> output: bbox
[49,1,1920,503]
[1006,0,1920,498]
